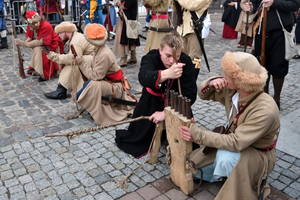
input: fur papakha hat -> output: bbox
[55,22,77,34]
[84,23,108,46]
[25,11,42,24]
[221,52,268,92]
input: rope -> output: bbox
[166,145,171,165]
[117,122,159,189]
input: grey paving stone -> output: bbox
[276,160,292,169]
[290,182,300,191]
[0,170,14,180]
[73,186,87,198]
[13,167,26,176]
[11,131,29,141]
[55,184,69,195]
[81,177,96,187]
[18,152,30,160]
[66,180,81,189]
[52,177,63,186]
[8,185,23,194]
[270,180,287,190]
[11,162,23,170]
[101,181,117,192]
[62,173,76,183]
[3,150,16,159]
[31,171,46,180]
[282,169,299,180]
[10,191,25,200]
[58,191,77,200]
[109,188,126,199]
[4,178,18,188]
[94,192,114,200]
[26,163,40,173]
[85,184,102,196]
[283,187,300,199]
[24,182,36,193]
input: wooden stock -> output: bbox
[11,22,26,79]
[261,7,268,67]
[70,44,88,82]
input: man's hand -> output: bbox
[263,0,273,8]
[209,77,228,90]
[179,126,194,142]
[149,111,165,124]
[15,38,24,46]
[245,2,253,12]
[90,16,95,23]
[166,63,185,79]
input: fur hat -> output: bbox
[55,22,77,33]
[221,52,268,92]
[25,11,42,24]
[84,23,108,46]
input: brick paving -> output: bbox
[0,13,299,200]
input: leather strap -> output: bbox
[226,91,264,132]
[149,26,176,32]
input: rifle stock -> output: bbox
[70,44,88,82]
[11,22,26,79]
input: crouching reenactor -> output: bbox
[44,22,94,100]
[179,52,280,200]
[75,23,135,125]
[15,11,64,82]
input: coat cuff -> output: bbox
[189,123,203,144]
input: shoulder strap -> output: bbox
[226,91,264,132]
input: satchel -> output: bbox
[276,10,295,61]
[121,10,139,39]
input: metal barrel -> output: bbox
[185,99,191,119]
[170,90,175,109]
[177,95,182,114]
[182,97,187,117]
[173,92,178,111]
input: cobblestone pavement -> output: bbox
[0,14,299,200]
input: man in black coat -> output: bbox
[250,0,300,109]
[115,31,197,158]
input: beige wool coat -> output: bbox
[189,78,280,200]
[143,0,173,54]
[235,0,256,37]
[47,32,94,99]
[76,44,134,125]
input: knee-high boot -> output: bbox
[0,36,8,49]
[127,50,137,64]
[273,77,284,109]
[118,56,127,67]
[44,84,67,99]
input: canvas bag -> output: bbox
[121,10,139,39]
[276,10,295,61]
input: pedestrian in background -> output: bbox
[221,0,241,39]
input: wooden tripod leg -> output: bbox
[148,122,163,164]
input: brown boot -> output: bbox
[127,50,137,64]
[118,57,127,67]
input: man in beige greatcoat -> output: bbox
[44,22,94,100]
[175,0,212,81]
[179,52,280,200]
[75,23,135,125]
[143,0,175,54]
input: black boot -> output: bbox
[0,37,8,49]
[44,84,67,99]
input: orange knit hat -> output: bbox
[84,23,108,46]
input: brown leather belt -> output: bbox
[149,26,176,32]
[152,11,168,15]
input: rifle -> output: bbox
[70,44,88,82]
[11,21,26,79]
[77,5,84,33]
[261,7,268,67]
[244,0,250,52]
[105,0,111,40]
[53,0,64,21]
[41,45,51,55]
